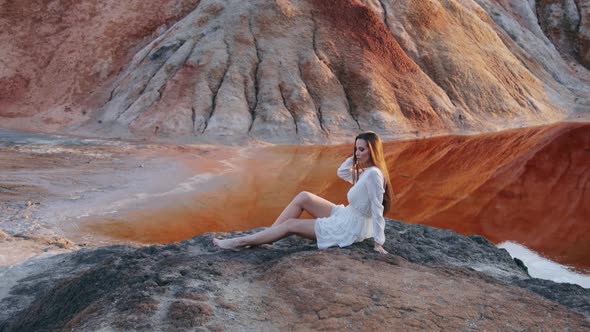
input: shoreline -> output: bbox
[1,119,589,147]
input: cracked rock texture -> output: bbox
[0,220,589,331]
[1,0,589,143]
[537,0,590,68]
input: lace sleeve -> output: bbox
[336,156,354,184]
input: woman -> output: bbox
[213,131,393,254]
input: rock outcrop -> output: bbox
[537,0,590,69]
[1,0,589,143]
[0,220,588,331]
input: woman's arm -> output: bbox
[366,168,387,253]
[336,156,355,184]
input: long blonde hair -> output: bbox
[352,131,393,215]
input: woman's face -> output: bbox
[355,139,371,166]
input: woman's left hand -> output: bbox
[374,243,388,254]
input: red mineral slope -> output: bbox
[0,0,201,129]
[1,0,588,143]
[309,0,455,132]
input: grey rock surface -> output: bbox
[0,220,588,331]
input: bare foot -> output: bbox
[373,243,388,254]
[213,238,242,250]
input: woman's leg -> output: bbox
[271,191,335,227]
[214,218,317,249]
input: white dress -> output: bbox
[314,157,386,249]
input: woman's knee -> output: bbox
[294,191,308,204]
[295,191,315,204]
[283,218,299,234]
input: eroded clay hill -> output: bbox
[1,0,589,143]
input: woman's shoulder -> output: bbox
[364,166,384,179]
[368,166,383,174]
